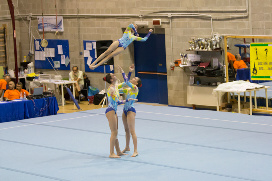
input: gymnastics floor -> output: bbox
[1,104,272,181]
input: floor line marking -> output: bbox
[137,110,272,127]
[0,114,100,131]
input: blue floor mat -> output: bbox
[0,104,272,181]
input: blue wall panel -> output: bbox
[34,39,70,70]
[83,40,114,73]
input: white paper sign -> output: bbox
[110,65,113,71]
[44,48,55,57]
[50,48,55,57]
[65,56,70,67]
[86,43,93,50]
[58,45,63,54]
[44,48,50,57]
[35,51,40,60]
[35,41,40,50]
[87,56,93,66]
[61,55,65,64]
[54,61,60,68]
[84,50,90,57]
[92,42,96,49]
[40,51,46,60]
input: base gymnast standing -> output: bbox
[89,24,153,70]
[103,73,127,158]
[119,65,141,157]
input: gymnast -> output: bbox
[103,73,127,158]
[118,64,141,157]
[89,24,153,70]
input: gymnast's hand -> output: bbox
[129,64,135,72]
[149,29,153,33]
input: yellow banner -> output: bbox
[250,43,272,80]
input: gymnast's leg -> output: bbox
[90,47,125,69]
[114,113,127,156]
[127,111,138,157]
[122,112,131,153]
[89,41,119,67]
[106,110,120,158]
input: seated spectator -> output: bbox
[4,81,20,101]
[227,52,236,69]
[16,82,30,97]
[69,66,84,99]
[0,75,11,98]
[233,54,248,71]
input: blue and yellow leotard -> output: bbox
[105,84,124,114]
[119,73,139,116]
[118,24,151,49]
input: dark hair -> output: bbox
[17,82,23,86]
[137,78,142,87]
[72,66,78,70]
[103,73,112,84]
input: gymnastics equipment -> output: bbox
[65,86,80,110]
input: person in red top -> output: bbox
[227,52,236,69]
[4,81,20,101]
[0,75,11,98]
[233,54,248,71]
[16,82,29,98]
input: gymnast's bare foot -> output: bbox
[122,147,130,153]
[131,152,138,157]
[89,65,96,70]
[117,151,128,156]
[109,153,121,158]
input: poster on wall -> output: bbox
[38,16,64,32]
[250,43,272,80]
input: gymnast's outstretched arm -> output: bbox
[118,64,134,82]
[133,29,153,42]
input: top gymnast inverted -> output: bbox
[89,24,153,70]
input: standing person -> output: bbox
[89,24,153,70]
[119,65,141,157]
[16,82,30,98]
[104,73,127,158]
[4,81,20,101]
[0,75,11,98]
[69,66,84,99]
